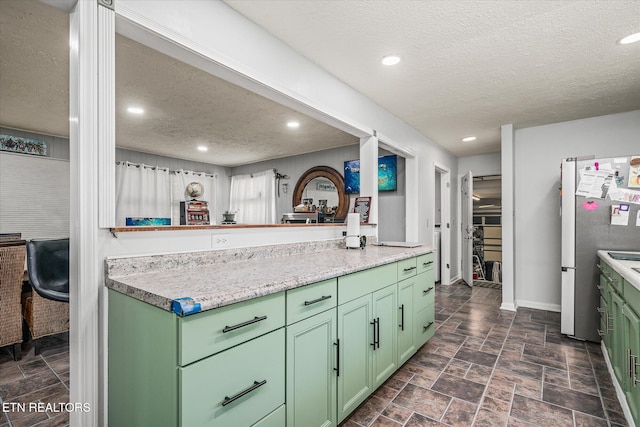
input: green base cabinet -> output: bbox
[397,277,416,366]
[623,304,639,424]
[110,253,437,427]
[286,308,337,427]
[371,284,398,389]
[337,294,374,423]
[598,256,640,427]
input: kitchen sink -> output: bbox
[608,252,640,261]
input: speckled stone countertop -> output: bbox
[597,250,640,291]
[105,240,434,316]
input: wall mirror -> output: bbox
[113,26,360,227]
[291,166,350,222]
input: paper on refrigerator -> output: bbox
[575,169,614,198]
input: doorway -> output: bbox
[434,162,451,285]
[472,175,503,286]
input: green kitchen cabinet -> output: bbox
[108,289,286,427]
[286,307,337,427]
[623,303,640,425]
[397,276,416,366]
[336,283,397,423]
[109,253,437,426]
[598,255,640,427]
[337,293,373,423]
[371,284,398,389]
[610,289,626,384]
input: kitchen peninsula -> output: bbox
[106,239,436,426]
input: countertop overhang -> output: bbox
[106,244,434,316]
[597,250,640,291]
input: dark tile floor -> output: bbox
[0,284,629,427]
[341,282,630,427]
[0,334,70,427]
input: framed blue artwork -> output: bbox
[344,154,397,194]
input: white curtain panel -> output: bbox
[115,162,171,226]
[171,170,218,224]
[229,169,276,224]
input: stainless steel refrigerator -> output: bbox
[560,155,640,342]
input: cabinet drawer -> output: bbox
[414,271,435,311]
[253,405,285,427]
[179,329,285,427]
[417,252,435,275]
[286,278,337,325]
[414,304,435,348]
[398,257,418,280]
[624,279,640,315]
[178,292,285,365]
[338,263,397,304]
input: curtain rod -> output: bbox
[115,160,218,178]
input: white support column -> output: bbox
[98,3,115,228]
[405,156,418,242]
[359,135,378,227]
[500,124,516,311]
[70,1,107,424]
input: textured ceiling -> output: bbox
[2,1,639,163]
[225,0,640,156]
[0,0,358,167]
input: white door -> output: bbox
[461,171,474,287]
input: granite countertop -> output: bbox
[106,242,434,316]
[597,250,640,291]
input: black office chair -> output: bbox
[24,238,70,354]
[26,238,69,303]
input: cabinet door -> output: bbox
[610,290,626,384]
[623,305,640,426]
[397,278,416,366]
[372,284,398,389]
[337,294,373,423]
[286,308,337,427]
[414,304,435,348]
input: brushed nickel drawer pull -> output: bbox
[222,380,267,406]
[222,316,267,333]
[304,295,332,306]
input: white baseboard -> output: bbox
[516,299,561,313]
[601,341,636,427]
[500,302,517,312]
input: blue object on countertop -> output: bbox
[171,297,201,316]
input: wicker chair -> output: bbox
[0,240,27,360]
[24,238,70,354]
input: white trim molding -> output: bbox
[515,300,560,313]
[500,124,516,310]
[70,1,101,425]
[98,5,115,228]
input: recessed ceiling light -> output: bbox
[287,121,300,128]
[197,146,208,152]
[381,55,401,66]
[127,106,144,115]
[462,136,476,142]
[619,31,640,45]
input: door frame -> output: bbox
[433,162,451,285]
[460,171,474,287]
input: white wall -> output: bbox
[458,153,501,177]
[513,110,640,310]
